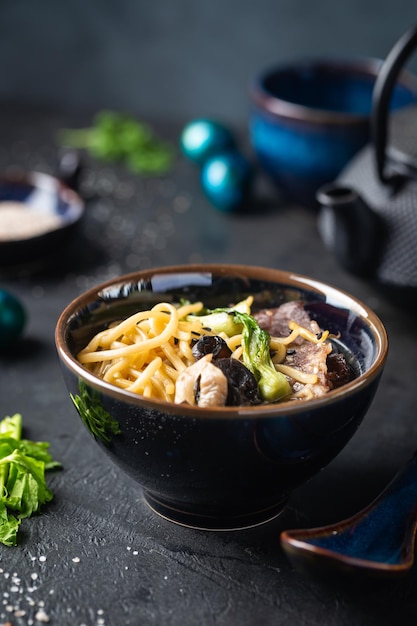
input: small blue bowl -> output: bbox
[0,170,84,269]
[249,58,417,206]
[56,264,388,531]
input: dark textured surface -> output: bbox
[0,103,417,625]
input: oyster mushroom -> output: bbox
[174,354,228,407]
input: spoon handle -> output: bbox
[281,452,417,577]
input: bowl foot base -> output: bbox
[143,492,288,531]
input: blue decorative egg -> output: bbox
[201,152,253,212]
[0,289,26,349]
[180,119,235,164]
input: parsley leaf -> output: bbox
[70,380,121,446]
[58,110,175,175]
[0,413,61,547]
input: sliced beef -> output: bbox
[254,301,318,343]
[255,300,351,399]
[284,340,332,398]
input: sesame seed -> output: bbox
[34,608,50,623]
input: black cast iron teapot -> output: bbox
[317,25,417,304]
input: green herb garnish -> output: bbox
[0,413,61,547]
[58,110,175,175]
[70,380,121,446]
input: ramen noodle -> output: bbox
[77,297,335,405]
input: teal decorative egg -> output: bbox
[201,152,253,212]
[180,119,235,164]
[0,289,26,349]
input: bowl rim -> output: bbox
[55,263,388,419]
[249,57,417,125]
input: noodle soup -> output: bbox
[76,296,354,408]
[56,265,387,530]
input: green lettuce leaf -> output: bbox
[0,501,21,547]
[0,414,61,546]
[0,413,22,439]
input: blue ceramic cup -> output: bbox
[249,58,417,206]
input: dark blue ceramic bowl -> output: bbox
[0,170,84,269]
[249,58,417,206]
[55,265,388,530]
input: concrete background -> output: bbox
[1,1,417,124]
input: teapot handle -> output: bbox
[372,24,417,184]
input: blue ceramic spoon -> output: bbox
[280,452,417,578]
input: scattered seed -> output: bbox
[34,608,50,623]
